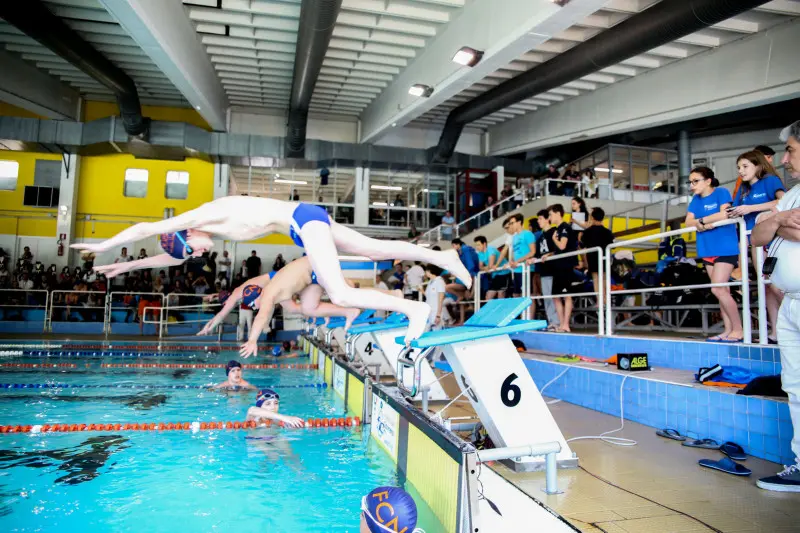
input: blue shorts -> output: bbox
[311,272,319,285]
[289,203,330,248]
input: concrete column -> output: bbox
[678,130,691,195]
[493,165,505,200]
[56,153,80,270]
[354,167,370,226]
[214,162,230,199]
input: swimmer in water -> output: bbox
[71,196,472,344]
[246,388,304,428]
[211,360,257,390]
[270,341,301,359]
[361,486,424,533]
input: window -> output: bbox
[165,170,189,200]
[124,168,148,198]
[0,160,19,191]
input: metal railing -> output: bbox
[542,178,586,199]
[605,218,751,343]
[416,192,526,246]
[48,290,107,331]
[105,291,166,335]
[0,289,49,332]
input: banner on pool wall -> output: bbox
[318,349,326,377]
[371,394,399,461]
[333,364,346,397]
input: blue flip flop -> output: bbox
[682,438,720,450]
[699,457,751,476]
[718,337,743,344]
[720,442,747,461]
[656,428,685,441]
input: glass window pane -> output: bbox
[0,160,19,191]
[165,170,189,199]
[124,168,148,198]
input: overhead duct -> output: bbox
[0,1,149,138]
[432,0,770,162]
[285,0,343,158]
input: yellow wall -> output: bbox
[0,102,43,119]
[82,101,212,131]
[0,151,59,237]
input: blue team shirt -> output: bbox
[477,246,507,277]
[511,230,536,273]
[688,188,739,258]
[732,174,785,230]
[458,244,481,276]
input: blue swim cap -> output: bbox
[160,230,192,259]
[255,388,279,407]
[271,345,282,357]
[241,285,262,310]
[225,360,241,376]
[362,487,419,533]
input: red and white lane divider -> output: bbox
[100,363,317,370]
[0,417,362,434]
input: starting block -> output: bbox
[397,298,577,471]
[309,310,377,349]
[346,314,449,401]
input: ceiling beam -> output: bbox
[0,48,81,120]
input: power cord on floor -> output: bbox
[540,367,637,447]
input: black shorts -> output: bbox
[552,271,577,295]
[490,274,510,292]
[511,272,525,294]
[586,256,601,274]
[702,255,739,267]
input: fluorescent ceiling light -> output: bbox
[275,178,308,185]
[371,185,402,191]
[409,204,417,208]
[372,201,388,207]
[421,189,444,193]
[452,46,484,67]
[408,84,433,97]
[594,167,623,174]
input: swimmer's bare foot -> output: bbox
[403,302,431,344]
[441,249,472,289]
[343,307,361,331]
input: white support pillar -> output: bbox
[493,165,505,201]
[354,167,370,227]
[214,162,230,199]
[56,153,81,270]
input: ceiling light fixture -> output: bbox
[594,167,623,174]
[371,185,403,191]
[408,84,434,97]
[372,201,388,207]
[452,46,484,67]
[275,178,308,185]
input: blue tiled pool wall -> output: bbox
[517,332,782,377]
[523,358,795,466]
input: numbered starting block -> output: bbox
[346,314,449,401]
[308,310,377,350]
[397,298,577,471]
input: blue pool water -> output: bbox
[0,348,446,532]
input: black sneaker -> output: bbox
[757,464,800,492]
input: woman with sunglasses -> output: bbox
[685,166,743,343]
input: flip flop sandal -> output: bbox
[720,442,747,461]
[718,337,743,344]
[682,438,721,449]
[656,428,686,441]
[706,335,725,343]
[699,457,751,476]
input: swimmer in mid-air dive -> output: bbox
[246,388,304,428]
[71,196,472,342]
[211,360,257,390]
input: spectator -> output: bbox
[402,265,413,299]
[729,150,785,343]
[192,274,209,295]
[685,166,743,342]
[21,246,33,265]
[391,263,405,291]
[441,211,455,241]
[218,250,232,281]
[423,264,451,329]
[531,209,559,329]
[734,145,778,200]
[405,261,425,301]
[292,191,300,202]
[549,204,578,332]
[137,248,148,260]
[508,213,536,298]
[19,271,33,290]
[246,251,261,278]
[445,239,480,324]
[394,194,405,207]
[217,272,229,291]
[0,262,8,288]
[473,235,508,301]
[561,164,579,197]
[113,247,132,288]
[141,270,154,293]
[375,273,390,317]
[546,164,561,195]
[202,251,217,285]
[272,254,286,272]
[81,252,95,273]
[153,275,165,294]
[408,224,421,241]
[581,169,597,198]
[240,260,248,279]
[750,119,800,492]
[158,269,169,288]
[581,207,615,301]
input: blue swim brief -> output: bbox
[311,271,318,285]
[289,203,330,248]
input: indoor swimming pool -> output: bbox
[0,344,446,532]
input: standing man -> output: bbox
[581,207,615,309]
[531,209,560,329]
[548,204,578,333]
[113,247,132,289]
[441,211,456,241]
[508,213,536,298]
[245,250,261,279]
[405,261,425,301]
[473,235,508,302]
[751,120,800,492]
[218,250,231,282]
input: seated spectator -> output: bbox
[137,248,148,260]
[685,166,743,343]
[407,224,421,241]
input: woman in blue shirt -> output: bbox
[686,166,743,342]
[729,150,785,342]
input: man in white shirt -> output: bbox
[375,273,389,318]
[751,119,800,493]
[405,261,425,300]
[423,264,451,329]
[441,211,455,241]
[218,250,231,281]
[113,247,132,288]
[19,272,33,290]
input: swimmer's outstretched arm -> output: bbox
[240,293,279,358]
[94,254,185,279]
[246,406,304,428]
[70,204,221,254]
[198,284,246,335]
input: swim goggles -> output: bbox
[174,230,193,255]
[360,496,425,533]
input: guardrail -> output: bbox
[605,218,751,343]
[106,291,165,335]
[416,192,525,246]
[48,290,106,331]
[0,289,49,332]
